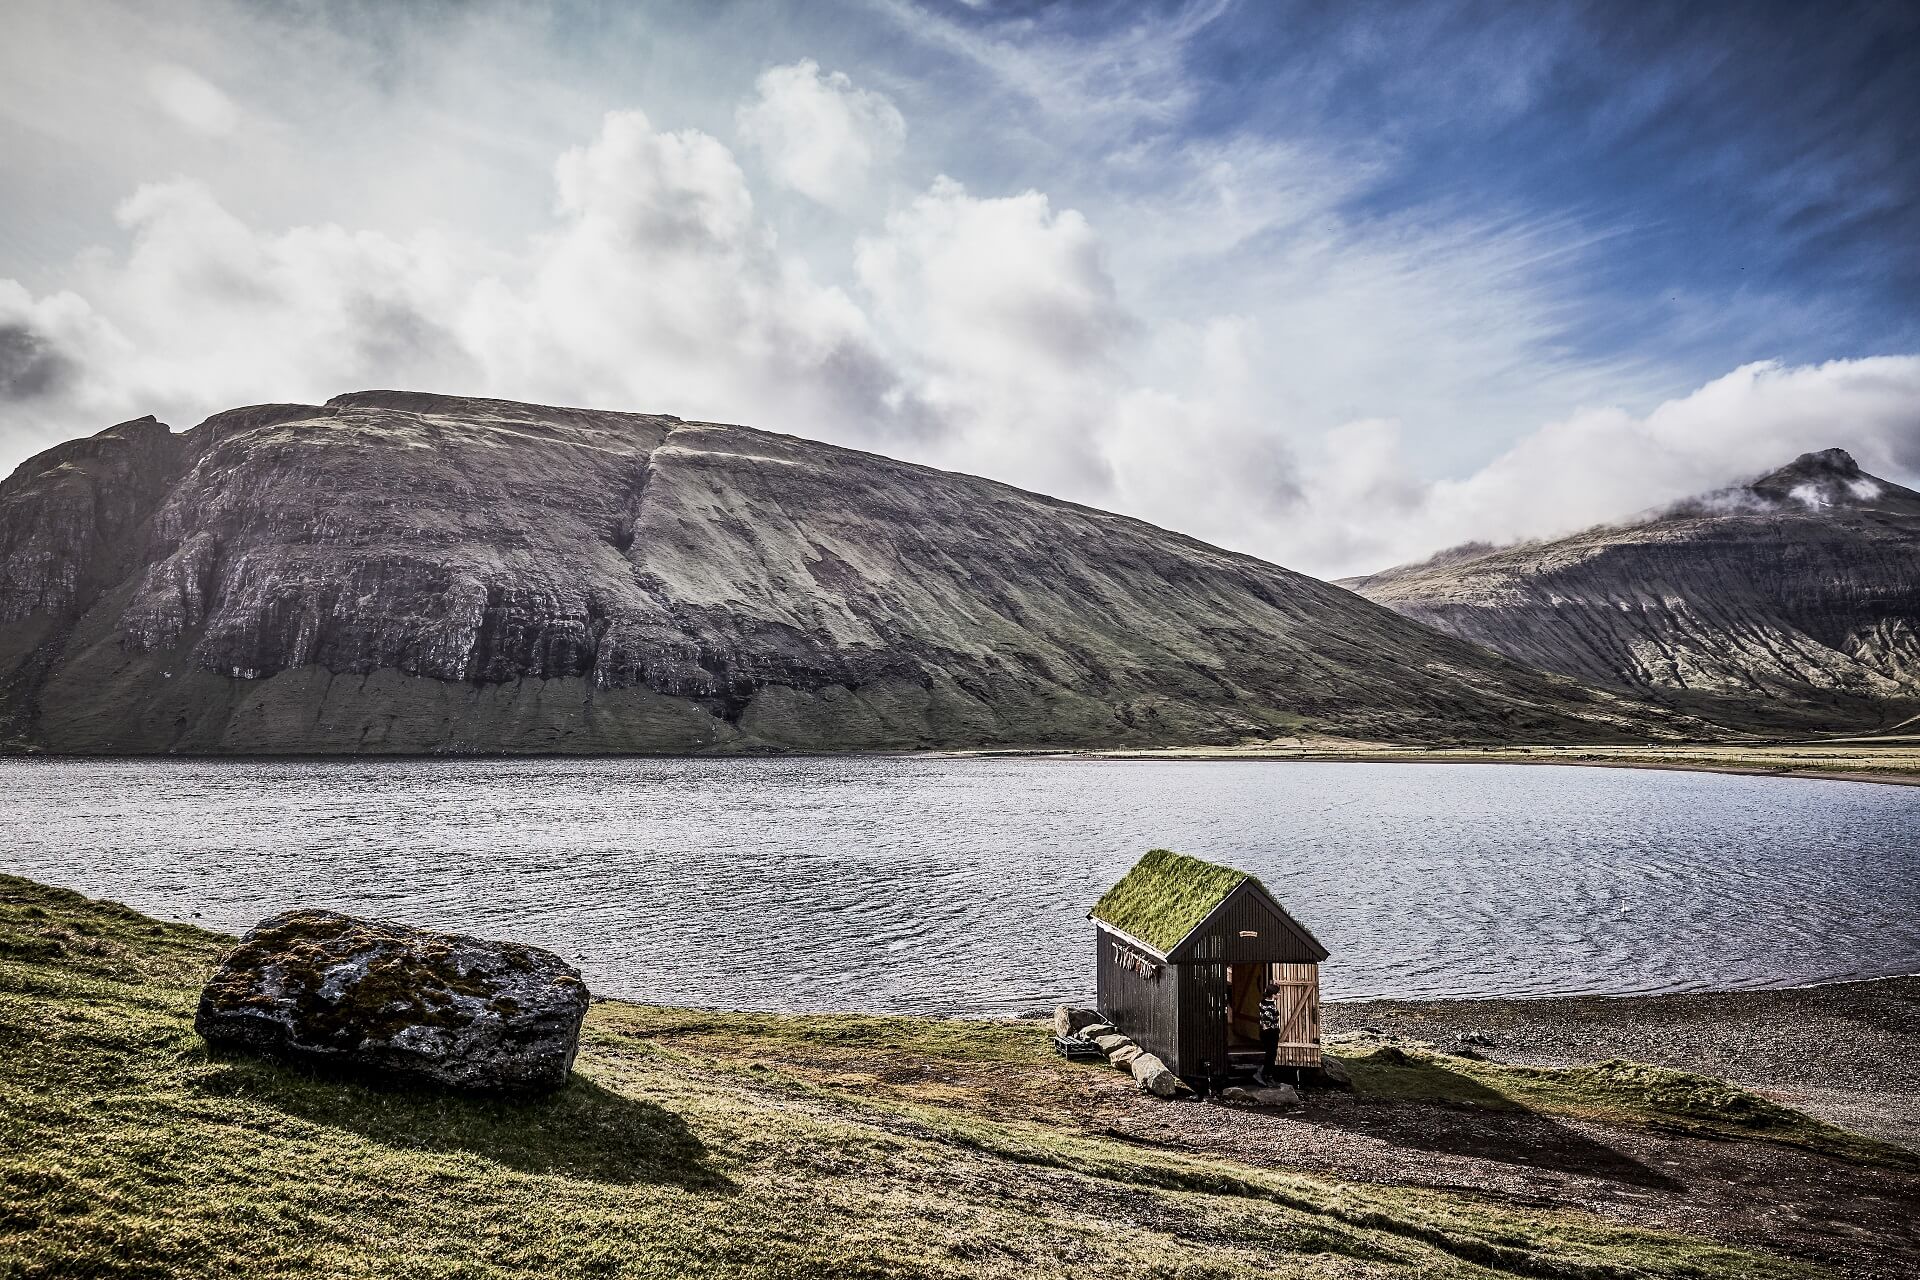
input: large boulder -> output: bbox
[196,909,589,1091]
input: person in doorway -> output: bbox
[1255,980,1281,1085]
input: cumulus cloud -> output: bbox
[503,108,906,433]
[736,60,906,210]
[0,108,916,459]
[854,176,1130,491]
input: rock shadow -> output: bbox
[195,1053,730,1191]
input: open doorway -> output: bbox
[1225,963,1269,1051]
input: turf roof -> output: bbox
[1090,849,1255,954]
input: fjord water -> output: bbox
[7,756,1917,1015]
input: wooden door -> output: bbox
[1268,962,1321,1067]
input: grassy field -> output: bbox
[0,873,1871,1279]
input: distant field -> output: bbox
[1067,737,1920,785]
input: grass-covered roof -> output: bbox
[1090,849,1256,954]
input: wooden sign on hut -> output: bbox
[1089,849,1328,1085]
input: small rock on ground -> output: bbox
[1131,1052,1179,1097]
[1053,1005,1102,1037]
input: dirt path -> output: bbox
[616,979,1920,1277]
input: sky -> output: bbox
[1,0,1916,577]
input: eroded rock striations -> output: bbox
[1343,450,1920,734]
[196,909,589,1091]
[0,390,1688,752]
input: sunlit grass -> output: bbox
[0,874,1825,1279]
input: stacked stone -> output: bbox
[1054,1005,1177,1097]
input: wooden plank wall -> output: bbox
[1175,963,1230,1079]
[1095,928,1180,1067]
[1179,889,1323,964]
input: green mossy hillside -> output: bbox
[0,874,1823,1279]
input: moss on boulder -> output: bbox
[195,909,589,1091]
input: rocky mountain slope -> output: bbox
[1343,449,1920,734]
[0,391,1684,754]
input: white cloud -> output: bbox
[736,60,905,210]
[2,2,1916,590]
[1280,356,1920,577]
[145,64,238,136]
[854,176,1129,491]
[502,109,905,434]
[872,0,1232,125]
[0,109,912,459]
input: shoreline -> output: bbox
[1008,741,1920,787]
[624,966,1920,1024]
[4,739,1919,787]
[1321,975,1920,1153]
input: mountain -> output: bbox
[1343,449,1920,734]
[0,391,1698,755]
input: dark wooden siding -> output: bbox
[1174,883,1325,964]
[1174,963,1228,1078]
[1095,926,1178,1065]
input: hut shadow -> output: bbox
[1306,1063,1682,1191]
[194,1052,731,1191]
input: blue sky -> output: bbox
[1,0,1915,574]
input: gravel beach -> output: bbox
[1326,976,1920,1150]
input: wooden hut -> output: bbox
[1089,849,1329,1083]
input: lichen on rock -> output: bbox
[195,908,589,1091]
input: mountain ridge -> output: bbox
[1342,449,1920,733]
[0,390,1694,754]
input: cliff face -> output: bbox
[0,391,1684,754]
[1344,450,1920,734]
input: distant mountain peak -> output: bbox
[1343,441,1920,734]
[1746,446,1912,513]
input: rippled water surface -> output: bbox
[5,757,1918,1014]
